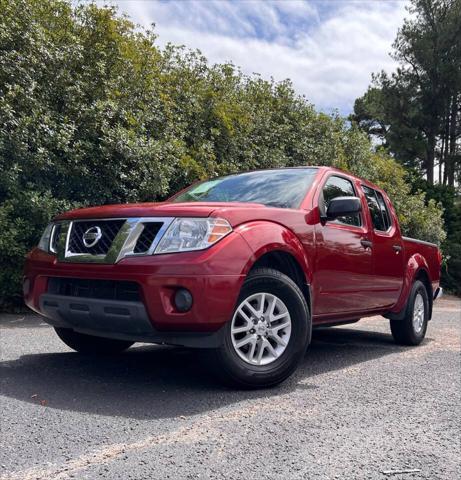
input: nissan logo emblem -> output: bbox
[82,226,102,248]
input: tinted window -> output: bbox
[362,186,390,231]
[321,176,361,227]
[376,191,392,230]
[172,168,318,209]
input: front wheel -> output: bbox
[211,268,311,388]
[390,280,429,346]
[55,327,134,354]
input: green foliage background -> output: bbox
[0,0,448,309]
[351,0,460,295]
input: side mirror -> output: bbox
[326,196,361,220]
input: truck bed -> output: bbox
[402,236,441,285]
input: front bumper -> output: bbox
[24,231,252,343]
[38,294,225,347]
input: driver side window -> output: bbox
[321,176,361,227]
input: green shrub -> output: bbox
[441,202,461,296]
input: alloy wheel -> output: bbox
[230,292,292,366]
[412,293,425,334]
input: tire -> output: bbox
[390,280,429,346]
[211,268,311,388]
[55,327,134,354]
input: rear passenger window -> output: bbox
[376,191,392,230]
[362,186,391,231]
[322,176,361,227]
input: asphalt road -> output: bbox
[1,296,460,480]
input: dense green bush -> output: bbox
[409,180,461,296]
[442,201,461,296]
[0,0,447,309]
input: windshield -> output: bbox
[171,168,318,209]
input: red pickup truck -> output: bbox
[24,167,442,387]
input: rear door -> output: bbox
[312,174,375,316]
[361,185,404,307]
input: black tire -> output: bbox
[211,268,311,388]
[390,280,429,346]
[54,327,134,354]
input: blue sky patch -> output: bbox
[96,0,408,115]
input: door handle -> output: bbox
[360,239,372,249]
[392,244,402,253]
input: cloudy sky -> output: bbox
[95,0,409,115]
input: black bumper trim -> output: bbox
[39,294,224,348]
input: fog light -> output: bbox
[174,288,193,312]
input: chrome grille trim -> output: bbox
[56,217,175,264]
[49,223,64,254]
[68,219,125,255]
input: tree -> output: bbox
[351,0,460,295]
[351,0,461,186]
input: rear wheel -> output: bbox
[212,268,311,388]
[390,280,429,346]
[55,327,134,354]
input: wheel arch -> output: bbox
[236,221,314,315]
[248,250,312,313]
[387,253,434,320]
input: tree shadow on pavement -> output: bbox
[0,324,431,420]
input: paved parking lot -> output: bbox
[0,296,460,480]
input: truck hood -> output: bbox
[55,201,268,222]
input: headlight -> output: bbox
[155,218,232,254]
[37,223,54,252]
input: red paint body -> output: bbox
[24,167,441,335]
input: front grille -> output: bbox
[47,277,141,302]
[134,222,163,253]
[68,220,125,255]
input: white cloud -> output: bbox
[114,0,319,41]
[95,0,408,114]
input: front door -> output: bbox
[312,174,375,317]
